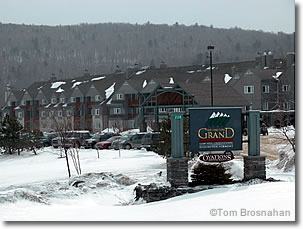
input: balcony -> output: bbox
[128,99,139,107]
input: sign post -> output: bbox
[171,112,184,158]
[167,112,188,187]
[244,110,266,180]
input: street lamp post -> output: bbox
[208,45,214,106]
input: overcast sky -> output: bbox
[0,0,295,33]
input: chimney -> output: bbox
[50,73,57,82]
[286,52,295,67]
[231,65,236,77]
[4,83,11,104]
[115,65,121,73]
[84,69,90,77]
[160,61,167,68]
[266,51,274,68]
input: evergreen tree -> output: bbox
[0,114,23,154]
[190,162,233,186]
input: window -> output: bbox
[159,107,167,113]
[262,85,269,93]
[66,110,72,117]
[18,112,23,119]
[70,97,76,103]
[116,93,123,100]
[41,111,46,118]
[41,99,47,105]
[60,98,65,103]
[283,102,290,110]
[173,107,182,112]
[57,110,62,117]
[114,108,121,114]
[95,95,101,101]
[49,111,54,117]
[95,108,100,115]
[51,98,57,104]
[282,85,290,92]
[116,94,123,100]
[263,102,269,111]
[244,86,254,94]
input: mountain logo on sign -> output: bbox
[205,112,231,128]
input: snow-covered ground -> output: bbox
[0,139,295,221]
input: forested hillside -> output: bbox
[0,22,295,104]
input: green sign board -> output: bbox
[189,107,242,152]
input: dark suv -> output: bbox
[141,132,161,151]
[41,132,57,147]
[52,131,91,148]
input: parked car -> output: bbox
[242,124,268,136]
[95,136,121,150]
[41,132,57,147]
[112,133,145,150]
[260,123,268,135]
[52,130,91,148]
[84,132,119,149]
[141,132,161,151]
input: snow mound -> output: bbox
[274,144,295,172]
[0,172,136,205]
[0,188,48,204]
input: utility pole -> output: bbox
[208,45,215,106]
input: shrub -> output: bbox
[190,162,233,186]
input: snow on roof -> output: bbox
[206,66,216,70]
[224,73,232,84]
[72,82,82,89]
[272,72,283,80]
[51,81,66,89]
[169,77,174,84]
[91,76,106,81]
[136,70,146,75]
[142,80,147,88]
[187,70,195,74]
[56,87,64,93]
[105,82,116,99]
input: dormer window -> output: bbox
[51,98,57,104]
[21,100,26,106]
[70,97,76,103]
[116,93,123,100]
[41,99,47,105]
[60,97,65,103]
[95,95,101,101]
[7,101,11,106]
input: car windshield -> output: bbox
[120,135,132,140]
[91,134,100,139]
[106,136,119,142]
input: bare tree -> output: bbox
[52,113,73,178]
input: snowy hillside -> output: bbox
[0,143,295,221]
